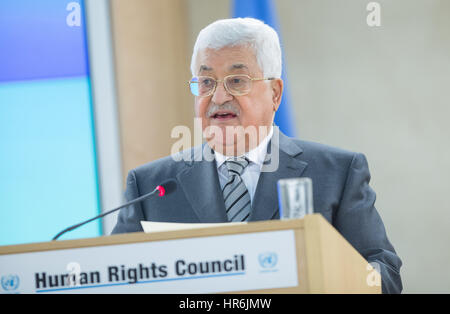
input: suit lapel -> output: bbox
[176,145,228,223]
[249,128,308,221]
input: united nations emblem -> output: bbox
[258,252,278,269]
[1,275,20,291]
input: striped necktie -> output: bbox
[222,157,251,222]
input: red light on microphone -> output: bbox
[156,185,165,197]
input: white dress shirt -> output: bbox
[214,127,273,204]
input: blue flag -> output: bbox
[232,0,297,137]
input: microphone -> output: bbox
[52,179,177,241]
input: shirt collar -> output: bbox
[214,126,274,169]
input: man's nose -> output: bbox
[211,81,233,104]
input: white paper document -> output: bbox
[140,221,246,233]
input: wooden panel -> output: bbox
[0,215,380,293]
[303,215,326,292]
[304,215,381,294]
[110,0,194,182]
[0,219,305,255]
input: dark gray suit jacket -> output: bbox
[112,129,402,293]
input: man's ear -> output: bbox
[271,78,283,112]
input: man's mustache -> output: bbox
[206,102,240,117]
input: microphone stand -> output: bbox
[52,187,160,241]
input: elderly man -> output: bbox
[112,18,402,293]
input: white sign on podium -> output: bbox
[0,230,298,294]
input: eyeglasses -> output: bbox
[188,74,275,97]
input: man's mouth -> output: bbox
[210,111,238,120]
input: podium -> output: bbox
[0,214,380,294]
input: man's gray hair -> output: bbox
[191,18,282,78]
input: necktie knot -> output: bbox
[225,157,249,177]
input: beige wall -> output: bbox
[111,0,450,292]
[275,0,450,293]
[110,0,193,181]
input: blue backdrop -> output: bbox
[232,0,297,137]
[0,0,101,245]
